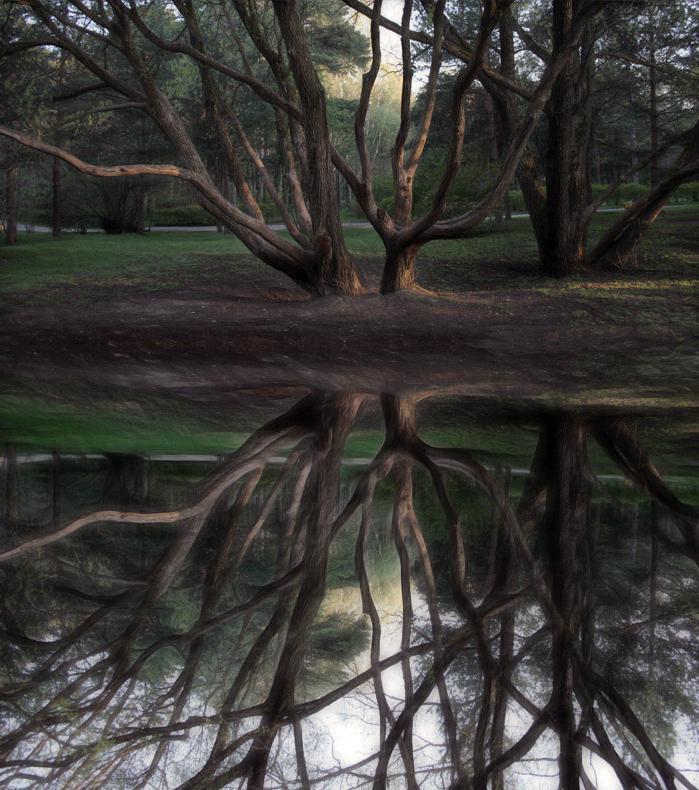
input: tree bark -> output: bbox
[380,244,419,294]
[485,10,548,259]
[542,0,592,276]
[272,0,364,296]
[543,414,588,788]
[590,160,699,268]
[649,28,659,188]
[5,166,18,245]
[244,393,362,786]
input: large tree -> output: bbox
[481,0,699,275]
[1,0,369,294]
[1,0,697,291]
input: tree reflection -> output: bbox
[0,394,697,788]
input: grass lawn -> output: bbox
[1,205,696,301]
[1,205,697,458]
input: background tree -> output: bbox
[481,0,699,275]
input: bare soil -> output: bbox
[2,275,697,404]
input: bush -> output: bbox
[256,201,283,223]
[149,204,212,226]
[675,181,699,203]
[507,190,526,212]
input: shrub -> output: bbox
[149,204,212,226]
[675,181,699,203]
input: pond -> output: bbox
[0,374,698,789]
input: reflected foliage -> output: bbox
[0,394,697,788]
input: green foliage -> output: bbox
[0,393,252,454]
[504,182,699,213]
[372,150,500,218]
[309,614,369,661]
[506,190,526,213]
[670,181,699,203]
[149,204,212,226]
[308,9,368,73]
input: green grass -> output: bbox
[1,205,697,298]
[0,393,252,454]
[0,232,249,293]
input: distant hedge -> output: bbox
[506,181,699,212]
[149,204,212,226]
[128,180,699,227]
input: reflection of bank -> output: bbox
[0,393,697,789]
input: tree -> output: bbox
[0,0,369,293]
[2,0,697,290]
[0,6,53,244]
[337,0,604,290]
[0,393,697,787]
[483,0,699,275]
[0,0,607,294]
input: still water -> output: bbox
[0,386,697,788]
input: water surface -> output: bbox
[1,385,697,788]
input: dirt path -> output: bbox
[1,287,696,404]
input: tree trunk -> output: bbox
[214,160,227,233]
[484,92,505,226]
[134,185,146,234]
[52,157,62,238]
[486,11,548,257]
[590,162,699,268]
[245,393,362,786]
[649,29,659,188]
[542,0,592,277]
[543,414,589,788]
[5,166,18,246]
[272,0,363,296]
[380,245,419,294]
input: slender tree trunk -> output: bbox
[215,160,224,234]
[52,157,62,237]
[590,162,699,268]
[245,393,362,787]
[5,166,18,246]
[134,184,146,234]
[484,92,505,226]
[486,10,548,256]
[649,30,659,188]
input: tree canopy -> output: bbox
[1,0,697,292]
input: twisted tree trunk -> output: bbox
[380,244,419,294]
[272,0,364,296]
[543,414,589,788]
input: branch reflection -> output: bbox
[0,393,697,789]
